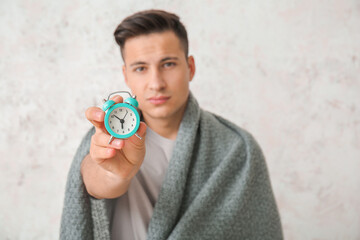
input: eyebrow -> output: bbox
[129,61,146,67]
[129,57,179,67]
[160,57,179,62]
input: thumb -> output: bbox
[128,122,147,147]
[120,122,147,166]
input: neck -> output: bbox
[142,104,187,140]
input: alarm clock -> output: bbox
[102,91,141,143]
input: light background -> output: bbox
[0,0,359,239]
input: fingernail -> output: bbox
[112,139,122,147]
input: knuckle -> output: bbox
[92,132,106,146]
[106,148,116,158]
[89,146,96,159]
[90,148,103,163]
[91,135,98,145]
[92,145,113,161]
[132,143,145,152]
[90,142,101,160]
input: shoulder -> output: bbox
[199,109,266,164]
[200,109,261,148]
[198,109,272,188]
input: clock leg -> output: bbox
[135,133,142,140]
[108,136,115,144]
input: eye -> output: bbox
[163,62,176,68]
[134,66,146,72]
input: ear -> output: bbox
[187,56,196,82]
[122,65,128,85]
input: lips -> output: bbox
[148,96,170,105]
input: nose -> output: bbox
[148,67,166,91]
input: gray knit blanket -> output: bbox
[60,93,283,239]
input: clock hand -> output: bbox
[119,119,125,129]
[121,110,128,120]
[114,115,124,129]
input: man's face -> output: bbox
[122,31,195,122]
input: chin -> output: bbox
[147,108,173,119]
[140,97,188,120]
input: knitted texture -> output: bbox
[60,93,283,240]
[60,127,95,239]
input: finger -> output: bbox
[127,122,147,147]
[89,141,137,176]
[137,121,147,138]
[92,149,140,178]
[85,96,123,131]
[116,122,146,166]
[122,121,147,159]
[94,95,123,133]
[110,95,123,104]
[92,132,125,149]
[85,107,107,133]
[89,143,117,164]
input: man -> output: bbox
[60,9,283,240]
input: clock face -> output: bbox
[104,103,140,139]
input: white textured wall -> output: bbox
[1,0,359,239]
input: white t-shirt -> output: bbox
[111,127,175,240]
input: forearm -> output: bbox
[81,154,131,199]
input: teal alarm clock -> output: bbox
[102,91,141,143]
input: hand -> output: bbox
[83,95,147,198]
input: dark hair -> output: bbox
[113,9,189,59]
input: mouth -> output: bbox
[147,96,171,105]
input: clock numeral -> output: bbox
[128,128,130,131]
[130,113,132,116]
